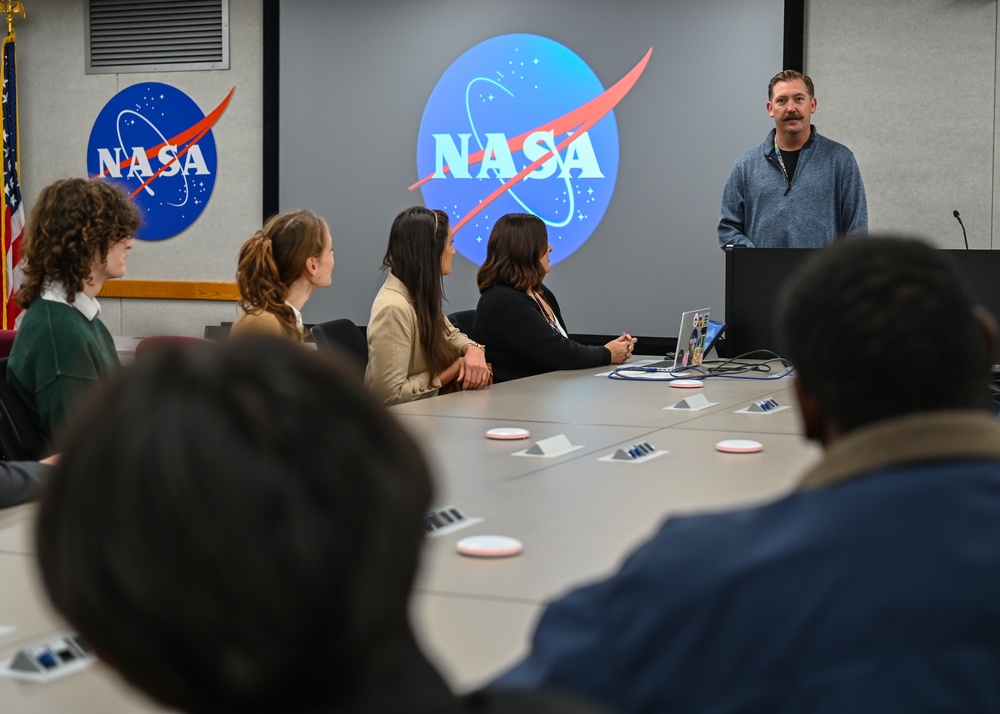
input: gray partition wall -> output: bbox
[277,0,787,337]
[17,0,264,337]
[805,0,1000,250]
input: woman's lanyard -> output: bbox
[530,290,567,337]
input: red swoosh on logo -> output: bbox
[409,49,652,234]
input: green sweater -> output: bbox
[8,299,120,439]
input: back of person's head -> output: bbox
[18,177,140,307]
[35,337,433,713]
[236,209,329,338]
[768,69,814,99]
[777,236,993,435]
[477,213,548,293]
[382,206,456,375]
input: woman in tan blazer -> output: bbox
[366,207,490,405]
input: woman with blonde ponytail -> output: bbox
[232,210,334,341]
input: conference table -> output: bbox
[0,358,820,711]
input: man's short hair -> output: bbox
[776,236,992,434]
[768,70,815,100]
[35,337,433,713]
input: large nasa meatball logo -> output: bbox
[88,83,234,241]
[412,34,650,265]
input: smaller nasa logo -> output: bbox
[87,82,234,241]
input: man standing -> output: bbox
[718,70,867,248]
[497,237,1000,713]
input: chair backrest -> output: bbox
[135,335,205,360]
[446,309,477,338]
[310,319,368,376]
[0,357,48,461]
[203,324,232,340]
[0,330,16,359]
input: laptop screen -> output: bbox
[703,319,726,357]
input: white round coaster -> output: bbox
[486,427,531,440]
[669,379,703,388]
[715,439,764,454]
[456,535,524,558]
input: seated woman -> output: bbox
[7,177,139,440]
[232,209,334,341]
[475,213,635,383]
[366,207,490,405]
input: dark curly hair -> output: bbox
[36,337,433,712]
[17,178,140,307]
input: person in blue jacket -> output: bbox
[718,70,867,248]
[496,236,1000,713]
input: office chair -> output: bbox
[310,319,368,376]
[0,330,16,359]
[135,335,205,360]
[446,309,477,338]
[0,357,48,461]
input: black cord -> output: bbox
[608,350,795,382]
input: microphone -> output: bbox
[953,210,969,250]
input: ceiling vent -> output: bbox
[86,0,229,74]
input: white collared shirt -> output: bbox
[40,282,101,322]
[286,302,304,331]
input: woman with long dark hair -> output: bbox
[475,213,634,382]
[366,207,490,405]
[232,209,334,341]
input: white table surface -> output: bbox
[0,362,817,706]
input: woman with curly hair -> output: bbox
[8,177,139,440]
[366,207,490,405]
[474,213,635,382]
[232,209,334,341]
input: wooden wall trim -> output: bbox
[98,280,240,301]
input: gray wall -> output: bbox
[805,0,998,249]
[18,0,262,336]
[18,2,1000,338]
[280,0,784,337]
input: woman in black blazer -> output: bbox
[474,213,636,382]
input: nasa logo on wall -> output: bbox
[412,34,650,265]
[87,82,234,241]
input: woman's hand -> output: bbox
[437,358,463,387]
[606,333,637,364]
[458,345,491,389]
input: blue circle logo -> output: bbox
[414,34,627,266]
[87,82,232,241]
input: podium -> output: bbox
[724,245,1000,357]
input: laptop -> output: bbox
[641,311,724,372]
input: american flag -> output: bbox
[1,28,22,329]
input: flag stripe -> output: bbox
[2,31,23,329]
